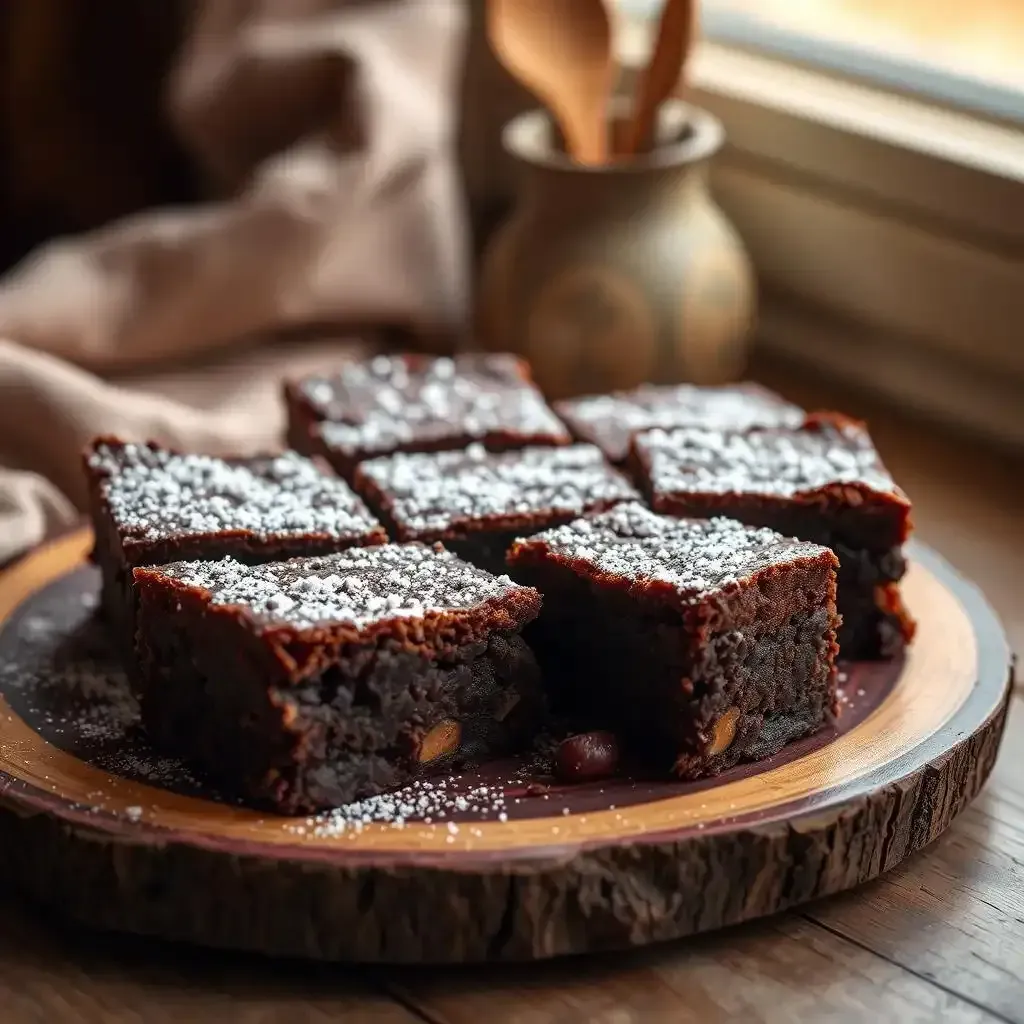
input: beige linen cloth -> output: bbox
[0,0,467,563]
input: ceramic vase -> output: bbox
[476,100,756,399]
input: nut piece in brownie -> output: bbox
[285,353,571,478]
[84,438,387,653]
[353,443,639,575]
[554,381,803,463]
[508,502,839,779]
[629,413,914,658]
[133,545,544,812]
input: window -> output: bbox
[620,1,1024,124]
[614,0,1024,446]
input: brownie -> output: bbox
[84,438,387,656]
[554,381,804,463]
[353,443,640,575]
[285,353,571,478]
[508,502,839,779]
[133,545,545,812]
[629,413,914,658]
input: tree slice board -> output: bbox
[0,528,1013,964]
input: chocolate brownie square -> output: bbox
[84,438,387,655]
[629,413,914,658]
[554,382,803,463]
[353,443,639,575]
[133,545,544,812]
[508,502,839,779]
[285,353,571,478]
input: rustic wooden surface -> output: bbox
[2,362,1022,1022]
[0,532,1008,964]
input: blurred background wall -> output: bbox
[0,2,196,274]
[0,1,523,274]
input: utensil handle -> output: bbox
[625,0,696,156]
[625,101,659,158]
[567,117,609,165]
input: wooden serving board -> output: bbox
[0,528,1013,965]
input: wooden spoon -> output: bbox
[624,0,697,156]
[488,0,614,165]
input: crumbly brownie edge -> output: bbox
[119,529,389,572]
[510,542,839,777]
[82,436,391,668]
[132,564,543,673]
[83,453,136,659]
[508,522,832,622]
[634,480,912,659]
[674,554,840,778]
[837,581,916,659]
[134,571,545,812]
[88,514,392,672]
[283,380,324,458]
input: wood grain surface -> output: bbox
[1,361,1021,1020]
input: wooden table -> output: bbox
[2,362,1021,1023]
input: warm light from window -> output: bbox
[709,0,1024,91]
[621,0,1024,96]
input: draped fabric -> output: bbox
[0,0,468,563]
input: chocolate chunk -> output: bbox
[555,731,620,783]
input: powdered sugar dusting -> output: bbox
[306,354,570,459]
[1,616,137,745]
[89,441,383,544]
[287,776,513,838]
[0,577,205,795]
[151,545,535,630]
[357,443,638,538]
[637,421,900,499]
[512,502,828,602]
[555,382,803,462]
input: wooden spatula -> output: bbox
[488,0,614,165]
[624,0,697,156]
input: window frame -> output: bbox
[613,15,1024,448]
[619,1,1024,126]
